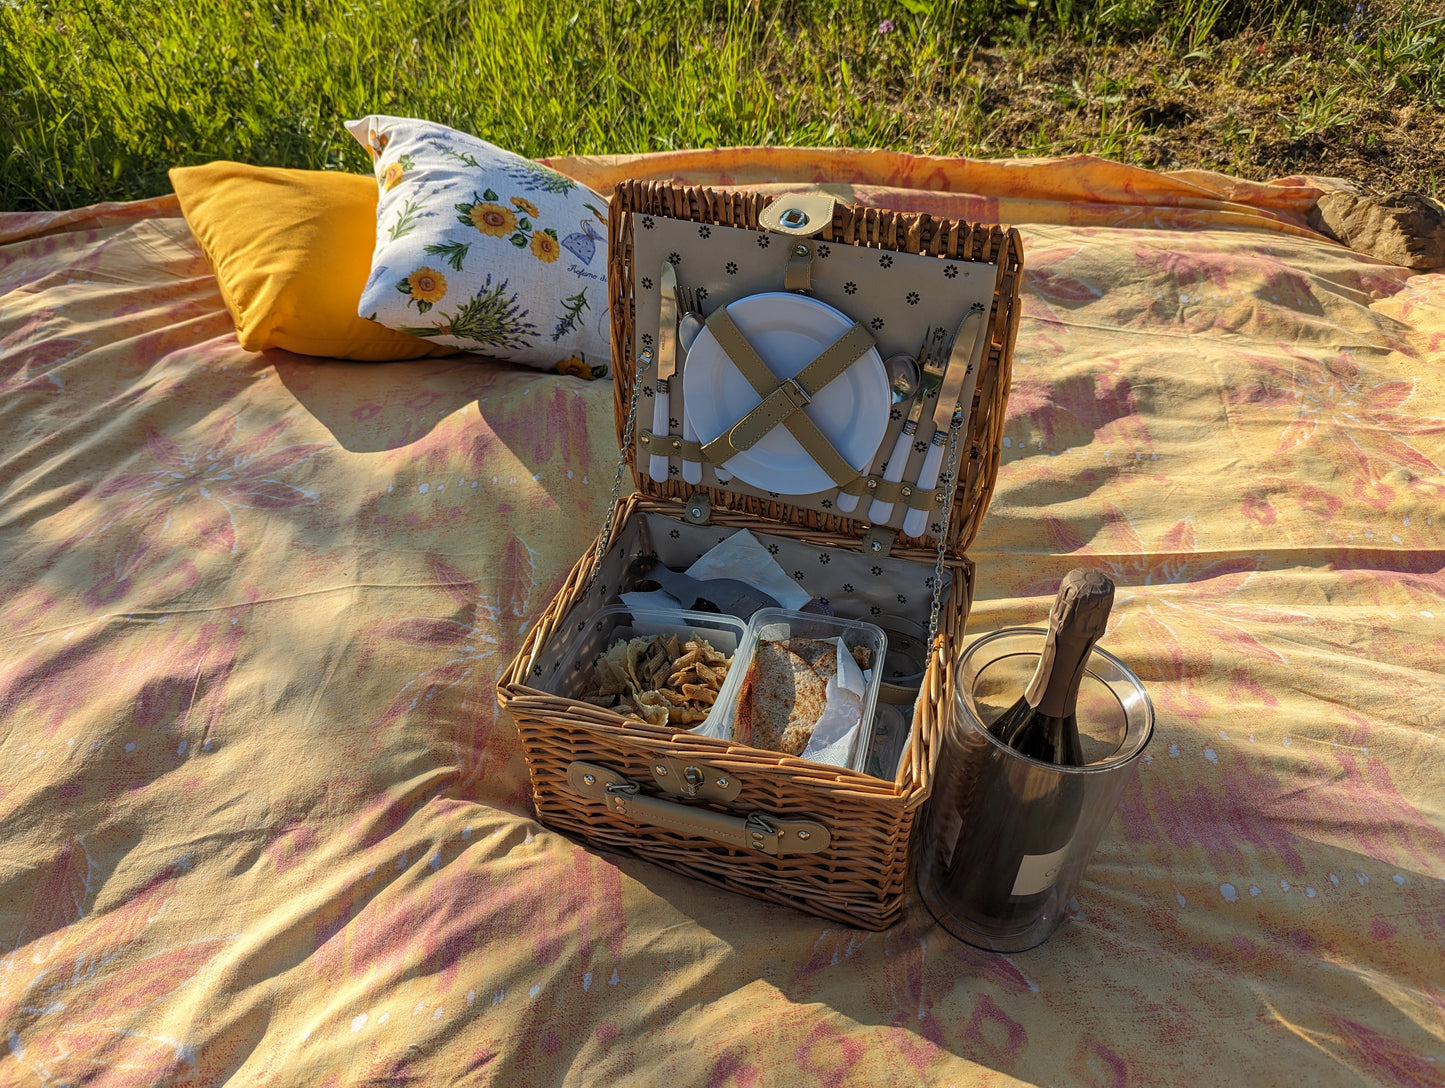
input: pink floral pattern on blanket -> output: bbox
[2,154,1443,1087]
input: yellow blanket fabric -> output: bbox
[1,149,1442,1087]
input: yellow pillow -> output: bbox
[170,162,452,361]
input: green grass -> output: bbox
[2,0,1443,212]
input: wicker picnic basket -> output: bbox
[496,180,1022,930]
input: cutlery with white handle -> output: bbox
[903,304,988,539]
[863,328,947,524]
[648,260,679,484]
[836,349,922,514]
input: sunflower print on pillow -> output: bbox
[346,115,610,377]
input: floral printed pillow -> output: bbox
[346,115,610,378]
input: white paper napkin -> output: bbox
[685,530,811,611]
[619,590,684,618]
[801,636,868,767]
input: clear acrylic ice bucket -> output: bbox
[915,628,1154,952]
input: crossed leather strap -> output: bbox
[698,306,876,488]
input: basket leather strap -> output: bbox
[642,429,948,509]
[699,307,874,487]
[638,429,700,460]
[566,761,830,856]
[784,241,814,293]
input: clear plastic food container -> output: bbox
[708,608,888,773]
[548,605,748,728]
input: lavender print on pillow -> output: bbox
[346,115,610,378]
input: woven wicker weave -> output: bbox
[497,181,1022,930]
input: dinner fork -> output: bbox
[677,285,707,485]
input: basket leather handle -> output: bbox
[566,761,831,856]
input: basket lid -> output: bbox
[607,180,1023,561]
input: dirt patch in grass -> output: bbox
[959,35,1445,195]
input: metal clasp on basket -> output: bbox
[683,494,711,525]
[605,777,640,814]
[649,756,740,800]
[745,813,779,853]
[680,765,705,798]
[862,526,896,558]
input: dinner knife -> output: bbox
[863,328,946,524]
[648,261,679,484]
[902,304,987,539]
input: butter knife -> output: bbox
[864,328,946,524]
[903,304,987,539]
[648,261,679,484]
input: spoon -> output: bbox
[836,350,922,514]
[884,352,920,403]
[679,308,704,354]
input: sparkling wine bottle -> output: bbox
[988,568,1115,763]
[925,568,1115,940]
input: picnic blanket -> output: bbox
[2,148,1442,1087]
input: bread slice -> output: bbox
[788,638,840,681]
[737,639,833,756]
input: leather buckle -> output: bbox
[781,377,812,409]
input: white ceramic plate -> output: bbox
[682,292,888,495]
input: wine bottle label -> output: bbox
[1011,844,1071,897]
